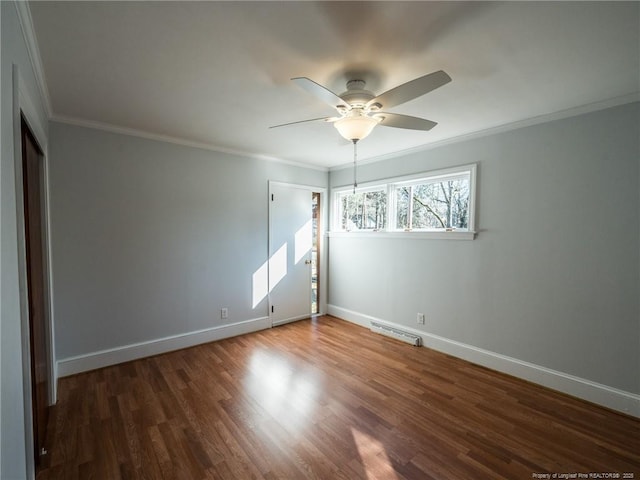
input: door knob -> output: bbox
[305,260,312,265]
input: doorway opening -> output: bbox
[21,113,51,470]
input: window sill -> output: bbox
[327,230,476,240]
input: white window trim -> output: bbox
[328,230,476,240]
[330,163,477,240]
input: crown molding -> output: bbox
[51,114,329,172]
[15,0,52,118]
[330,92,640,172]
[14,0,326,173]
[16,0,635,175]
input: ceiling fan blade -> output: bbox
[373,112,437,131]
[291,77,349,110]
[367,70,451,110]
[269,116,339,129]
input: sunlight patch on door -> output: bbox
[269,243,287,291]
[252,243,289,308]
[294,219,312,264]
[252,260,269,308]
[351,427,398,480]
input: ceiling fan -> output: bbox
[270,70,452,143]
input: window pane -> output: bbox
[394,175,470,231]
[364,191,387,230]
[338,189,387,230]
[412,182,444,229]
[340,194,350,230]
[396,186,410,230]
[352,193,365,230]
[412,178,469,229]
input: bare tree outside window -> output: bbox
[334,165,475,235]
[397,177,469,230]
[339,190,387,230]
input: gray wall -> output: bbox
[329,102,640,394]
[1,2,51,479]
[48,122,327,360]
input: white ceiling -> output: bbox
[28,1,640,169]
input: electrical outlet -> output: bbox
[417,313,425,325]
[221,307,229,319]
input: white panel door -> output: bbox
[269,183,313,326]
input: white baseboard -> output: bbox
[57,316,271,377]
[328,305,640,418]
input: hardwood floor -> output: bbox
[38,316,639,479]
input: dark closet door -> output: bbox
[21,114,50,467]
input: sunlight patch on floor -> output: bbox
[245,350,319,432]
[351,427,399,480]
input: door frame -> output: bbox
[12,65,56,476]
[268,181,327,325]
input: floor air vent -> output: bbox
[370,322,422,346]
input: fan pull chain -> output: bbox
[352,139,358,194]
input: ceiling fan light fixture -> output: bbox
[334,115,380,142]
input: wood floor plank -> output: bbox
[38,316,640,479]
